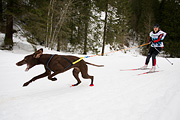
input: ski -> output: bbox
[120,68,151,71]
[137,71,160,76]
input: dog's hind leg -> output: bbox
[80,64,94,86]
[72,67,81,86]
[82,73,94,86]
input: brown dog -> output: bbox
[16,48,104,87]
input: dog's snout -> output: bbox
[16,60,25,66]
[16,62,21,66]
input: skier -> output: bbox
[140,24,167,72]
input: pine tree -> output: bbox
[111,0,132,49]
[68,0,90,53]
[67,0,101,54]
[131,0,160,55]
[0,0,3,31]
[138,0,159,41]
[160,0,180,57]
[4,0,15,50]
[95,0,132,55]
[130,0,142,34]
[21,0,49,46]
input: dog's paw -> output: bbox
[51,77,57,81]
[89,84,94,87]
[23,82,29,87]
[72,83,79,86]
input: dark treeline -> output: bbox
[0,0,179,57]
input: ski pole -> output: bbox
[154,47,173,65]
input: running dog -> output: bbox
[16,48,104,87]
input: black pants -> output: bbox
[145,47,162,66]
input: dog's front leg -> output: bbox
[47,72,61,81]
[23,71,51,87]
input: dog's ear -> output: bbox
[33,48,43,58]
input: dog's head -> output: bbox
[16,48,43,71]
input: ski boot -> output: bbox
[139,65,148,70]
[149,66,156,73]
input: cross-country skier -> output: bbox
[140,24,167,72]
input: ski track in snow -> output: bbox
[0,49,180,120]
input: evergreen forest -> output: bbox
[0,0,180,57]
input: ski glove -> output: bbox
[147,41,152,48]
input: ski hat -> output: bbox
[153,24,160,28]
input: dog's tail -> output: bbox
[86,62,104,67]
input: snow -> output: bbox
[0,33,180,120]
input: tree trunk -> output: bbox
[0,0,3,24]
[0,0,3,33]
[45,0,54,47]
[4,0,14,50]
[53,0,72,49]
[83,21,88,55]
[57,35,61,51]
[83,0,90,55]
[4,14,13,49]
[101,3,108,56]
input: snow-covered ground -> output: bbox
[0,33,180,120]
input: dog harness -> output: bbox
[61,56,73,70]
[46,55,79,71]
[46,54,55,71]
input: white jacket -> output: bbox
[149,30,167,47]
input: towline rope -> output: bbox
[72,42,149,65]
